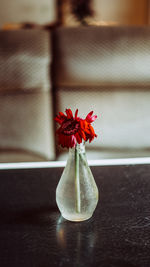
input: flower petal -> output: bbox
[75,109,78,120]
[80,120,85,130]
[81,130,87,141]
[54,116,63,124]
[59,111,66,117]
[89,124,96,136]
[66,109,73,119]
[75,132,82,144]
[86,111,97,123]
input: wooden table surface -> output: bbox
[0,164,150,267]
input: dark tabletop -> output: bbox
[0,164,150,267]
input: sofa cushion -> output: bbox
[53,26,150,87]
[0,29,55,162]
[0,30,51,91]
[0,90,55,161]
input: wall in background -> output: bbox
[149,0,150,24]
[0,0,149,28]
[60,0,149,26]
[0,0,57,27]
[93,0,149,25]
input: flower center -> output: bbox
[61,120,79,135]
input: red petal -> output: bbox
[54,116,62,124]
[87,111,93,117]
[90,115,97,122]
[55,111,66,124]
[86,111,97,123]
[66,109,73,119]
[80,120,85,130]
[86,111,93,122]
[84,127,91,135]
[81,130,87,141]
[75,109,78,120]
[57,132,77,148]
[89,124,96,136]
[59,111,66,117]
[75,132,82,144]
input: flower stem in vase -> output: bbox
[75,146,81,213]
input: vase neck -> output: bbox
[69,142,85,154]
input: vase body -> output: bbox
[56,142,99,222]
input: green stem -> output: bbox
[75,145,81,213]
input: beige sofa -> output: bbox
[0,30,55,162]
[0,26,150,162]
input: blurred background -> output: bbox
[0,0,150,28]
[0,0,150,163]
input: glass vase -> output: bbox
[56,142,99,222]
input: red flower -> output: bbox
[55,109,97,148]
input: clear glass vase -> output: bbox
[56,142,99,222]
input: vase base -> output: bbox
[62,213,93,222]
